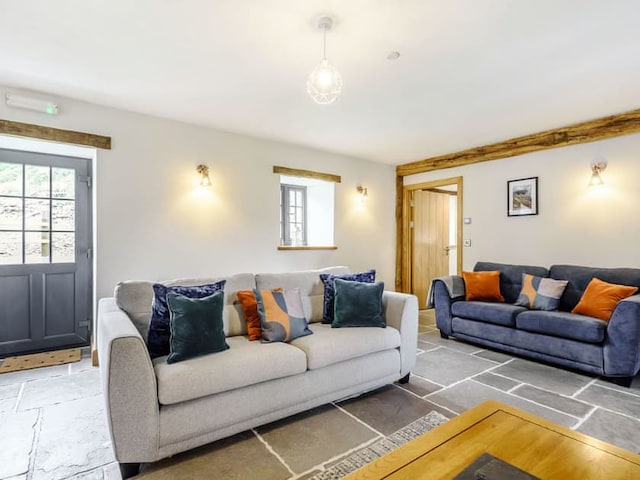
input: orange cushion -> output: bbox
[571,277,638,321]
[237,290,262,340]
[462,271,505,302]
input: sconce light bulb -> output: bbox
[200,175,212,187]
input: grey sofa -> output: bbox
[97,266,418,478]
[432,262,640,385]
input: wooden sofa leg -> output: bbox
[398,373,410,384]
[439,330,449,339]
[119,462,141,479]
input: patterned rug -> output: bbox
[0,348,81,373]
[310,410,449,479]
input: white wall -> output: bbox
[0,86,396,302]
[406,133,640,270]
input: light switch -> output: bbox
[463,239,471,247]
[463,217,472,224]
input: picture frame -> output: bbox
[507,177,538,216]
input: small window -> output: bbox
[280,184,307,246]
[274,166,339,249]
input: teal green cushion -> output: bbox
[332,279,386,328]
[166,291,229,364]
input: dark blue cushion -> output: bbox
[515,310,606,344]
[147,280,226,358]
[319,269,375,324]
[474,262,549,303]
[166,291,229,364]
[550,265,640,311]
[451,301,526,327]
[332,279,385,328]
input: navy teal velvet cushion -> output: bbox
[147,280,226,358]
[166,291,229,364]
[514,274,568,311]
[332,279,386,328]
[320,269,376,324]
[254,289,313,342]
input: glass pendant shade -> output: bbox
[307,16,342,105]
[307,59,343,104]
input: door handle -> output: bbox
[444,246,450,256]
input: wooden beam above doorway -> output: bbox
[0,119,111,149]
[396,108,640,177]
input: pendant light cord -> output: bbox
[323,25,327,60]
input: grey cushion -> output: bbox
[451,301,526,327]
[115,273,256,338]
[255,266,349,323]
[153,336,307,405]
[516,310,607,344]
[290,323,401,370]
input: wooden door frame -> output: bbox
[398,176,463,293]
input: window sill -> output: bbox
[277,246,338,251]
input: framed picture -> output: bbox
[507,177,538,216]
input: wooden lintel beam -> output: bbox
[0,119,111,149]
[396,108,640,177]
[273,165,341,183]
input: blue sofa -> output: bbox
[432,262,640,385]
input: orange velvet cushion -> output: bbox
[571,277,638,321]
[462,271,505,302]
[237,290,262,340]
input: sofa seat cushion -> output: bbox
[515,310,607,344]
[290,323,400,370]
[451,301,526,327]
[153,336,307,405]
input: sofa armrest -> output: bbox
[383,291,419,377]
[432,276,465,336]
[98,298,160,462]
[603,294,640,377]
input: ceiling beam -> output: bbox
[0,119,111,149]
[396,108,640,177]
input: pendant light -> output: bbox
[307,16,343,105]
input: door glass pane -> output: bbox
[25,199,50,230]
[52,200,74,231]
[0,197,22,229]
[25,231,50,263]
[52,232,75,263]
[0,162,22,196]
[52,168,75,199]
[0,231,22,265]
[25,165,50,198]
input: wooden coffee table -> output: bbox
[344,400,640,479]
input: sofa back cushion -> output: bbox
[550,265,640,312]
[255,266,350,323]
[474,262,549,304]
[114,273,256,339]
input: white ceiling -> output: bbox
[1,1,639,165]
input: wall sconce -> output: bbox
[196,164,212,187]
[356,185,368,203]
[588,159,607,187]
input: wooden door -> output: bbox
[411,189,450,308]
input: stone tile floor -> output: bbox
[1,311,639,479]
